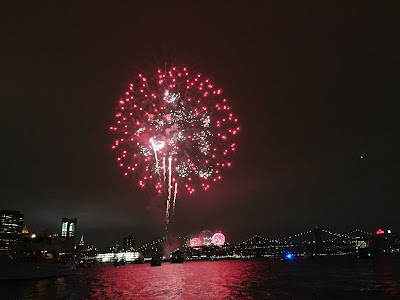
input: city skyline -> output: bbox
[1,2,399,247]
[1,209,394,249]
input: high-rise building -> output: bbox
[0,210,24,253]
[61,218,77,238]
[79,235,84,246]
[123,235,136,251]
[60,218,77,253]
[22,226,29,234]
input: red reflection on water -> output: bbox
[379,256,400,295]
[89,261,260,299]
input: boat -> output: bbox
[274,253,294,261]
[209,256,218,261]
[132,256,144,264]
[113,258,126,266]
[303,250,314,259]
[170,250,184,263]
[151,252,162,266]
[0,255,76,280]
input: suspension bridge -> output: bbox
[138,227,373,254]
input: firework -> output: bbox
[211,232,226,246]
[189,237,203,249]
[110,66,239,227]
[199,230,213,246]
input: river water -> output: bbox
[2,255,400,299]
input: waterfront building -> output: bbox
[95,251,140,263]
[0,210,24,254]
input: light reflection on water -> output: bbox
[1,256,400,299]
[88,260,262,299]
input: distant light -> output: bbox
[360,156,364,159]
[387,230,391,234]
[286,253,293,259]
[31,234,36,238]
[376,229,385,235]
[368,253,371,257]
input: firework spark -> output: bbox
[111,66,239,227]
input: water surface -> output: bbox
[2,255,400,299]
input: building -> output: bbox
[0,210,24,254]
[61,218,77,238]
[96,251,140,263]
[22,226,29,234]
[60,218,77,253]
[123,235,136,251]
[79,235,84,246]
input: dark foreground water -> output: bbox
[2,255,400,299]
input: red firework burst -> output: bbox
[110,65,239,200]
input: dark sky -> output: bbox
[1,2,399,247]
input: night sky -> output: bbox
[1,2,399,247]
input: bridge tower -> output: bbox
[314,226,323,253]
